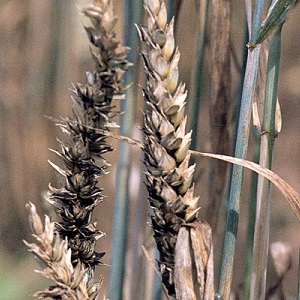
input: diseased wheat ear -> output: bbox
[46,0,131,269]
[25,0,130,298]
[137,0,200,295]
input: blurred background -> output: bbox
[0,0,299,299]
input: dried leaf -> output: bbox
[68,124,300,222]
[69,122,300,222]
[190,151,300,221]
[174,220,214,300]
[252,100,262,131]
[252,97,282,135]
[252,44,267,134]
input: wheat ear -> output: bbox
[25,0,130,298]
[46,0,130,268]
[137,0,203,296]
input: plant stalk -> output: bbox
[108,0,141,298]
[250,22,283,300]
[218,0,265,298]
[207,0,231,232]
[243,137,259,299]
[188,0,209,152]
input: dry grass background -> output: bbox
[0,0,299,299]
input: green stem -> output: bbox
[250,22,283,300]
[218,41,261,300]
[243,136,259,299]
[218,1,265,298]
[108,1,142,298]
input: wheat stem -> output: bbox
[243,141,259,299]
[250,21,283,300]
[108,1,143,297]
[207,0,231,232]
[218,0,265,298]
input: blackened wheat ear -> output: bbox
[47,0,131,269]
[25,0,130,298]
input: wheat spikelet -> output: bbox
[24,202,100,299]
[137,0,201,295]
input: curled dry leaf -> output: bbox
[190,151,300,222]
